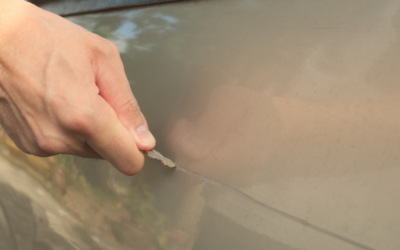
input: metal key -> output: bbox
[145,149,176,168]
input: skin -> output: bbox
[0,0,156,175]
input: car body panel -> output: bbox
[29,0,183,16]
[1,0,400,249]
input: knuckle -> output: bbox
[35,136,52,153]
[34,135,63,155]
[101,40,120,58]
[119,98,143,126]
[49,97,95,135]
[91,37,120,61]
[62,110,94,135]
[110,42,120,55]
[23,140,48,156]
[121,98,140,113]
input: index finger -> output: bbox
[86,96,145,176]
[93,40,155,150]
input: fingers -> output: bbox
[0,3,149,176]
[85,96,145,176]
[93,41,155,150]
[67,142,103,159]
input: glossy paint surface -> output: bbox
[1,0,400,249]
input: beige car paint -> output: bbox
[0,0,399,249]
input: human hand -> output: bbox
[0,0,155,175]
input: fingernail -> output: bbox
[136,124,156,147]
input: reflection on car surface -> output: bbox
[1,0,400,249]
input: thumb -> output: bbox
[87,96,145,175]
[94,42,155,150]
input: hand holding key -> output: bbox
[0,0,155,175]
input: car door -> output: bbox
[1,0,400,249]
